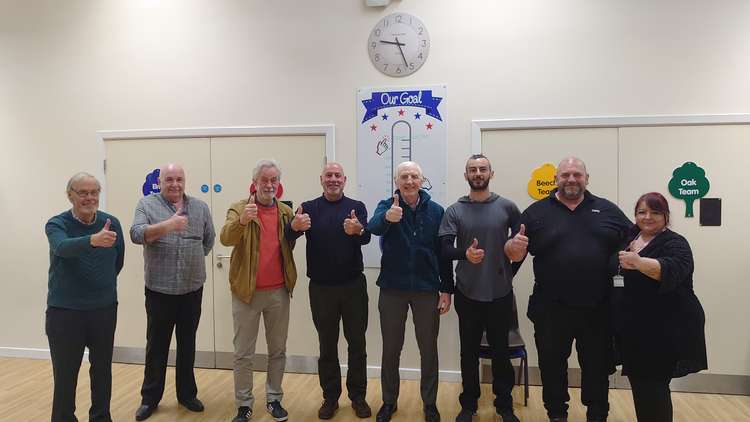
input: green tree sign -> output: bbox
[668,162,710,217]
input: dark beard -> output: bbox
[467,177,489,191]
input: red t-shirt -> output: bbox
[255,204,284,291]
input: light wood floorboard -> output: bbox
[1,357,748,421]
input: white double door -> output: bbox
[104,135,324,366]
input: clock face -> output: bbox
[368,13,430,77]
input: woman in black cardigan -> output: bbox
[617,192,707,422]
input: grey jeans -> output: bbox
[232,288,290,408]
[378,288,440,406]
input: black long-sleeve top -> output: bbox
[285,194,370,285]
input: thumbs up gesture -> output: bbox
[90,218,117,248]
[385,193,403,223]
[506,224,529,262]
[466,237,485,264]
[343,209,364,236]
[291,204,311,232]
[168,206,188,232]
[240,194,259,225]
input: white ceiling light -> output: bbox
[366,0,392,6]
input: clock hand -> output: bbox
[379,39,406,46]
[394,36,408,67]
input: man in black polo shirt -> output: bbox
[517,157,630,422]
[285,162,372,420]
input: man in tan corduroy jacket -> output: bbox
[220,159,297,422]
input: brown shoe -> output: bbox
[352,398,372,418]
[319,399,339,419]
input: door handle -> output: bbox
[216,254,231,268]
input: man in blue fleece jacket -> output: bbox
[367,161,453,422]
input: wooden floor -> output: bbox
[1,357,748,421]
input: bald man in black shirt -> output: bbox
[516,157,631,422]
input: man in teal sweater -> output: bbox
[45,172,124,422]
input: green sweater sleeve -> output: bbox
[45,216,92,257]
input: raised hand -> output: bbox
[91,218,117,248]
[240,194,258,226]
[343,209,363,236]
[385,193,403,223]
[466,238,485,264]
[291,204,311,232]
[507,224,528,262]
[169,207,188,232]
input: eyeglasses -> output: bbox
[71,189,101,198]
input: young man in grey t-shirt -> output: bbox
[438,154,528,422]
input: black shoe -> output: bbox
[424,404,440,422]
[376,403,397,422]
[179,397,205,412]
[352,398,372,418]
[232,406,253,422]
[455,408,475,422]
[498,409,520,422]
[587,419,607,422]
[266,400,289,422]
[135,404,157,421]
[318,399,339,419]
[550,417,568,422]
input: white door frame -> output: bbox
[96,124,335,209]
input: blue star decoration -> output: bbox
[382,113,389,120]
[414,112,421,120]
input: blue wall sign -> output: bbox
[142,169,161,196]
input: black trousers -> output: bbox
[628,375,673,422]
[45,304,117,422]
[140,287,203,406]
[454,289,515,413]
[532,300,612,420]
[309,274,369,401]
[378,289,440,406]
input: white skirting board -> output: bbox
[2,347,747,395]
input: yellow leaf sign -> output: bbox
[528,163,557,200]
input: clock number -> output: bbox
[383,19,390,27]
[383,64,388,71]
[421,39,427,47]
[374,53,380,62]
[375,28,381,37]
[409,63,415,70]
[395,15,403,23]
[418,53,423,60]
[371,42,376,49]
[396,66,402,74]
[418,27,424,35]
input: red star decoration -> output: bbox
[370,124,377,131]
[426,122,433,130]
[398,109,405,116]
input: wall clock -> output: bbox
[368,13,430,77]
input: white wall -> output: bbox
[2,0,750,374]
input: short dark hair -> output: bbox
[635,192,670,225]
[466,154,491,171]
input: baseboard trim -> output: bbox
[213,351,464,382]
[2,347,747,395]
